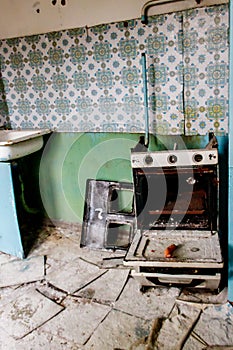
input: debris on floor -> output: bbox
[0,221,232,349]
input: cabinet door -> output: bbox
[0,162,24,258]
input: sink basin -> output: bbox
[0,129,51,161]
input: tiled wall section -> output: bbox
[0,4,229,135]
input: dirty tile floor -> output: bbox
[0,221,233,350]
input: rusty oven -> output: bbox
[124,139,223,290]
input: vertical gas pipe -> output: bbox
[142,53,149,147]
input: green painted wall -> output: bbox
[39,132,141,223]
[39,132,223,224]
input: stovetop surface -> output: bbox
[125,230,223,268]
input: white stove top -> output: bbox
[131,148,218,168]
[124,229,223,268]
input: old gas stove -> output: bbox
[124,140,223,290]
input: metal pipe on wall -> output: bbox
[140,0,228,24]
[141,0,185,23]
[141,53,149,147]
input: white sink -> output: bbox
[0,129,51,161]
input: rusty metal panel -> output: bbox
[81,179,136,250]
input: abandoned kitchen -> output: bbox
[0,0,232,349]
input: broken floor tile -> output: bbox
[183,333,209,350]
[0,284,37,309]
[97,256,125,268]
[84,309,152,350]
[39,296,111,346]
[0,287,64,339]
[75,268,130,303]
[114,277,180,320]
[192,302,233,346]
[178,287,228,305]
[79,249,127,267]
[155,302,202,350]
[46,257,106,294]
[14,328,82,350]
[0,325,18,350]
[0,252,16,264]
[0,255,45,288]
[36,281,67,304]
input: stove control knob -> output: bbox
[194,153,203,163]
[168,154,177,164]
[144,155,153,165]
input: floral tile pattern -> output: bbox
[183,5,229,135]
[0,4,229,135]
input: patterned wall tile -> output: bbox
[0,4,229,135]
[183,5,229,135]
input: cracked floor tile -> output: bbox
[0,287,64,339]
[79,248,127,267]
[155,302,202,350]
[191,302,233,346]
[12,328,82,350]
[114,277,180,320]
[0,326,18,350]
[0,284,37,309]
[84,308,152,350]
[46,257,106,294]
[39,296,111,346]
[183,333,209,350]
[178,287,228,305]
[36,281,67,304]
[75,268,130,303]
[0,255,45,288]
[0,251,16,264]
